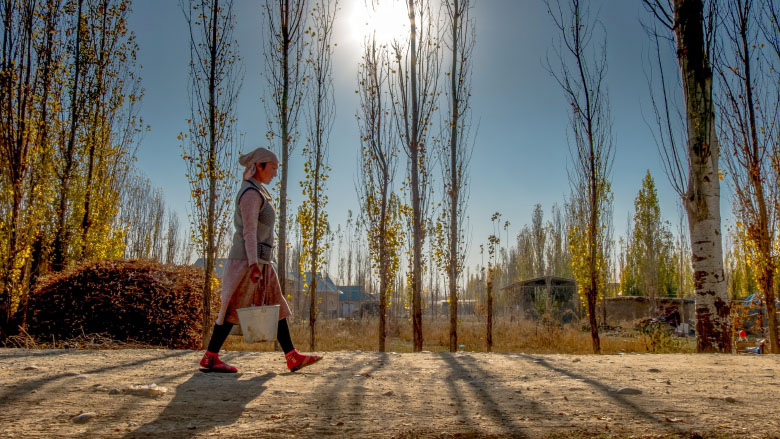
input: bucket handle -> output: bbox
[252,264,268,308]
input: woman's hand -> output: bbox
[250,263,264,283]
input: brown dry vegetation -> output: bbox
[224,316,695,355]
[22,260,212,350]
[10,260,695,356]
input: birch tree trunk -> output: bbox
[674,0,731,352]
[643,0,731,352]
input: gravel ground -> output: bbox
[1,348,779,438]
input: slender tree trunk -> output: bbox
[277,0,292,305]
[0,3,13,326]
[10,2,35,305]
[411,155,423,352]
[408,0,424,353]
[674,0,730,352]
[486,265,493,352]
[578,1,601,354]
[79,139,95,255]
[0,2,21,329]
[737,0,778,353]
[587,173,601,352]
[81,3,108,259]
[309,261,317,351]
[309,150,321,351]
[25,0,58,305]
[52,0,84,272]
[378,181,388,352]
[201,0,221,348]
[447,0,460,353]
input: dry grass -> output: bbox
[223,315,696,354]
[2,328,159,350]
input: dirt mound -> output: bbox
[25,260,214,349]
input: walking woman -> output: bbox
[199,147,322,373]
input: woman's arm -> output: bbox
[239,189,265,281]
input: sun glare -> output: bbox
[350,0,409,44]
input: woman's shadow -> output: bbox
[125,371,275,438]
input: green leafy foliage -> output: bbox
[620,171,679,298]
[567,179,613,311]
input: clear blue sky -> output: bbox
[127,0,733,273]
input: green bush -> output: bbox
[26,260,216,349]
[638,320,684,353]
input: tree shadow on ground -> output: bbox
[437,353,534,438]
[0,348,75,359]
[0,350,190,409]
[516,354,686,435]
[295,352,389,435]
[125,371,275,438]
[309,352,389,407]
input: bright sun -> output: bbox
[350,0,409,44]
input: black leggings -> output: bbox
[207,318,295,354]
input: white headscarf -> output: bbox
[239,147,279,181]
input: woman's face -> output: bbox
[255,162,278,184]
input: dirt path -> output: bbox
[1,348,779,438]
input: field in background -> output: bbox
[223,316,696,354]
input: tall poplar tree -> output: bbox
[546,0,615,353]
[357,29,403,352]
[440,0,475,353]
[621,171,677,300]
[644,0,731,352]
[299,0,336,351]
[0,0,41,329]
[262,0,308,299]
[50,0,85,272]
[181,0,242,346]
[390,0,440,352]
[715,0,778,353]
[76,0,143,262]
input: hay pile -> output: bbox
[26,260,216,349]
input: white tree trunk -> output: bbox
[675,0,730,352]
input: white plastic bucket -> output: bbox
[236,304,279,343]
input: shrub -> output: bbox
[26,260,216,349]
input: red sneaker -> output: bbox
[199,351,238,373]
[286,349,322,372]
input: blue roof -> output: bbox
[288,271,342,293]
[338,285,375,302]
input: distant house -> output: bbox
[288,272,342,320]
[500,276,579,322]
[338,285,377,318]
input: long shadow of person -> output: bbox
[125,371,275,438]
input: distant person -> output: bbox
[199,147,322,373]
